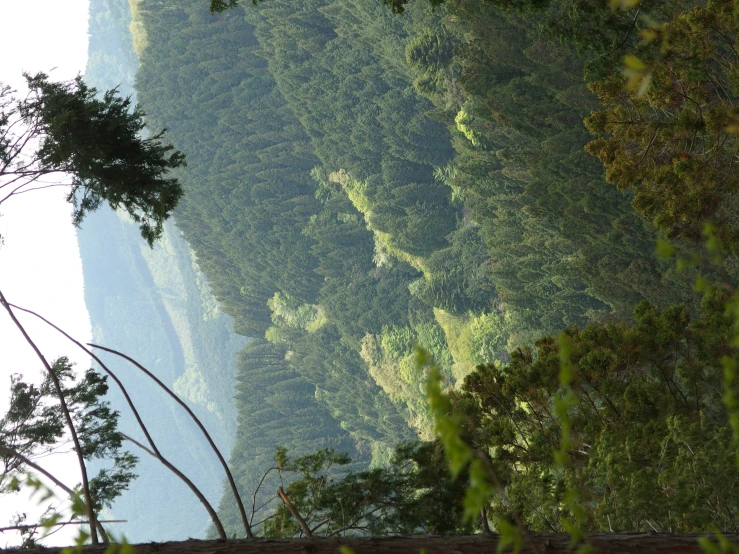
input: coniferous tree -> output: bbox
[1,74,185,245]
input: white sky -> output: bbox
[0,0,92,546]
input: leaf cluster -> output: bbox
[451,295,739,532]
[18,73,185,245]
[263,442,472,537]
[585,0,739,253]
[0,358,137,513]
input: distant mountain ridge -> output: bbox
[78,0,247,540]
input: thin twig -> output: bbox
[0,520,125,533]
[251,467,279,525]
[0,445,109,541]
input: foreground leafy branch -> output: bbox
[433,293,739,534]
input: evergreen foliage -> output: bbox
[586,0,739,252]
[135,3,322,336]
[0,73,184,245]
[405,0,699,339]
[449,293,739,532]
[0,358,137,514]
[262,442,472,536]
[121,0,739,540]
[213,339,357,537]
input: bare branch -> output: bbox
[121,434,227,540]
[277,486,312,537]
[251,467,279,525]
[13,183,73,196]
[309,519,330,534]
[0,520,125,534]
[4,303,231,542]
[0,181,71,205]
[0,445,108,542]
[8,303,162,458]
[90,344,253,538]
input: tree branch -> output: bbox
[0,445,108,542]
[480,507,491,534]
[251,467,279,525]
[120,434,227,540]
[89,344,253,538]
[0,520,125,534]
[277,487,312,537]
[8,303,162,458]
[0,290,99,544]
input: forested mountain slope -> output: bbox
[134,1,418,455]
[126,0,711,537]
[111,0,722,539]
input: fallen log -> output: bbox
[4,533,738,554]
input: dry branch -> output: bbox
[90,344,253,538]
[277,487,312,537]
[121,434,227,540]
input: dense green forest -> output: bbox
[70,0,739,540]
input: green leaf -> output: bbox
[656,239,675,259]
[40,512,62,530]
[694,275,709,292]
[624,55,647,70]
[636,72,653,97]
[496,519,523,553]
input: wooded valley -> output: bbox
[4,0,739,548]
[124,0,739,539]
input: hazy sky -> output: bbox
[0,0,92,545]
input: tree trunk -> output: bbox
[16,534,739,553]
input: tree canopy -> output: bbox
[0,357,136,545]
[0,73,185,245]
[39,0,739,545]
[449,293,739,533]
[586,0,739,251]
